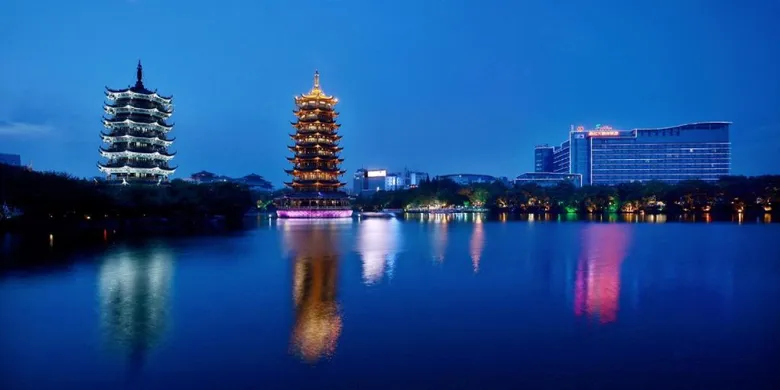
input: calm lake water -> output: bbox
[1,215,779,389]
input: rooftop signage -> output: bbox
[588,131,620,137]
[366,170,387,178]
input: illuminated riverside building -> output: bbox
[98,61,176,184]
[439,173,496,186]
[277,71,351,218]
[538,122,731,185]
[353,168,430,194]
[514,172,583,187]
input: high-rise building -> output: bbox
[277,71,352,218]
[534,145,554,172]
[98,61,176,184]
[540,122,731,186]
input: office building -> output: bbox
[353,169,388,195]
[538,122,731,186]
[534,145,554,172]
[438,174,496,186]
[515,172,583,187]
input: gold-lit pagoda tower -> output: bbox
[276,71,352,218]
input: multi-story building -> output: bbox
[438,174,496,186]
[538,122,731,186]
[0,153,21,166]
[353,169,388,195]
[353,168,429,194]
[277,71,351,218]
[98,61,176,184]
[534,145,554,172]
[514,172,583,188]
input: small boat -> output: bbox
[360,210,398,218]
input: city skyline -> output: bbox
[1,0,779,186]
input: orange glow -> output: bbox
[574,225,631,324]
[282,221,343,362]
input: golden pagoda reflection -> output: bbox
[98,243,173,370]
[573,225,631,324]
[280,219,344,363]
[469,214,485,273]
[356,218,402,285]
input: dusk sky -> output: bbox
[1,0,779,185]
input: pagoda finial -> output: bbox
[313,69,320,89]
[136,60,143,85]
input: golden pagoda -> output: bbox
[276,71,352,218]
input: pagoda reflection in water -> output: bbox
[98,243,173,370]
[280,219,345,362]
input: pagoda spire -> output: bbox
[313,69,320,90]
[136,60,143,87]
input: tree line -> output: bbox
[0,164,254,227]
[355,176,779,214]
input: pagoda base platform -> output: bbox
[276,208,353,218]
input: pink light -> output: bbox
[277,209,354,218]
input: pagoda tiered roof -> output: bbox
[99,61,176,183]
[100,131,175,146]
[104,104,173,117]
[99,147,176,160]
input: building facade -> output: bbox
[98,61,176,184]
[353,169,388,195]
[353,168,430,194]
[538,122,731,186]
[534,146,554,172]
[515,172,583,187]
[0,153,21,166]
[438,174,496,186]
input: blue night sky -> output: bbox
[1,0,779,186]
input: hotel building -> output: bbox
[537,122,731,186]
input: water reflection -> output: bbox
[574,224,631,324]
[98,243,173,370]
[469,214,485,273]
[431,216,449,262]
[356,218,402,285]
[280,220,343,363]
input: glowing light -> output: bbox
[588,131,620,137]
[356,219,402,285]
[574,225,630,324]
[470,217,484,273]
[277,209,353,218]
[366,170,387,178]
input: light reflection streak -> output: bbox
[574,225,631,324]
[356,218,402,285]
[431,215,449,262]
[98,243,173,370]
[469,214,485,273]
[280,219,343,363]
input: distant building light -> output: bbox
[366,170,387,178]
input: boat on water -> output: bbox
[359,209,400,218]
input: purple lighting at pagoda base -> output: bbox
[276,209,354,219]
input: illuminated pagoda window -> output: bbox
[98,61,176,185]
[277,70,352,218]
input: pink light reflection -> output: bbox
[574,224,631,324]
